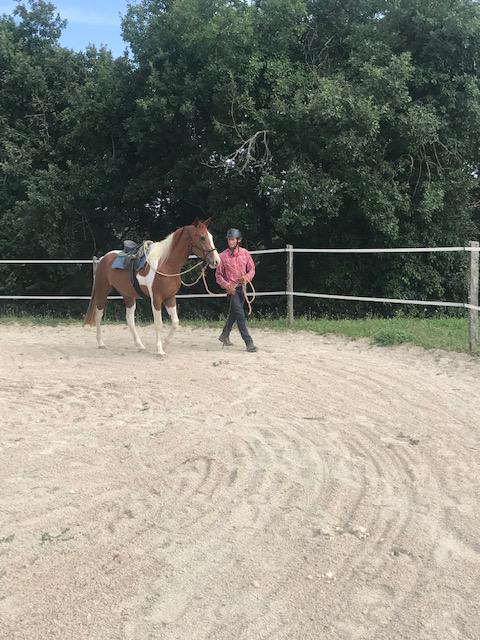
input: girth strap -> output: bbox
[129,254,150,299]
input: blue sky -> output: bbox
[0,1,132,57]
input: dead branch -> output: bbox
[205,129,272,175]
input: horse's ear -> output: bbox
[192,217,200,227]
[203,217,213,227]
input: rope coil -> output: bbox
[200,270,256,314]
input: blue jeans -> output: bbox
[221,287,253,345]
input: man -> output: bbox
[215,228,257,352]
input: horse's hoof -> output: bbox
[156,351,166,357]
[137,345,146,352]
[98,344,106,349]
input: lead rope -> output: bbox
[200,270,256,315]
[181,266,207,288]
[242,281,256,316]
[143,240,256,311]
[201,269,226,297]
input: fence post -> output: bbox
[469,241,479,352]
[286,244,294,327]
[92,256,99,280]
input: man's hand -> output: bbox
[225,285,236,296]
[238,275,248,285]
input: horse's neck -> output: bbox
[165,227,191,270]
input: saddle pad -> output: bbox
[111,254,147,272]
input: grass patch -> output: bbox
[0,314,80,327]
[248,316,472,353]
[371,329,417,347]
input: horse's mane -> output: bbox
[146,232,176,266]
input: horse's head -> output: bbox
[189,218,220,268]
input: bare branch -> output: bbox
[205,130,272,175]
[432,142,443,174]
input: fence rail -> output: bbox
[1,245,479,264]
[1,243,479,350]
[291,246,479,254]
[0,248,283,264]
[0,291,287,300]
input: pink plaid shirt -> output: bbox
[215,247,256,288]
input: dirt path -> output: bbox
[1,323,479,639]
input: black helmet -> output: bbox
[226,228,242,240]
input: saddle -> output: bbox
[111,240,152,299]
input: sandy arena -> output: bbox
[1,323,480,640]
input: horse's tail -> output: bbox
[84,274,98,327]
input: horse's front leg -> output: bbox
[125,298,146,351]
[164,299,179,347]
[96,307,106,349]
[151,295,165,356]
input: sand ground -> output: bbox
[1,323,479,640]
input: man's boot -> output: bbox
[218,334,233,347]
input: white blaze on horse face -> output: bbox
[208,231,221,268]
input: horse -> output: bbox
[84,218,220,355]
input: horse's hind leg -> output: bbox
[124,296,145,351]
[93,269,110,349]
[164,298,179,347]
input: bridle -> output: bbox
[191,244,217,264]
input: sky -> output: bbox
[0,0,132,57]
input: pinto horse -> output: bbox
[84,218,220,355]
